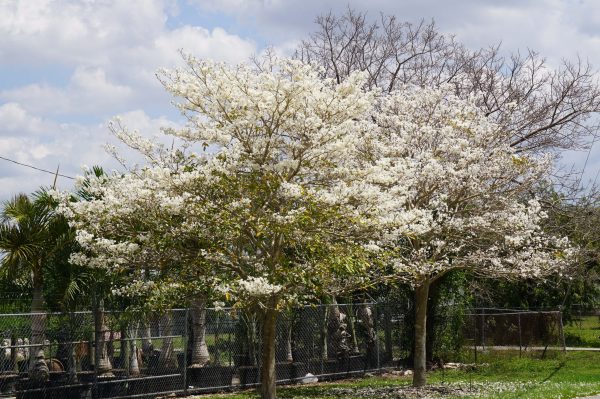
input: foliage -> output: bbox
[471,184,599,322]
[427,271,472,363]
[563,315,600,348]
[0,189,85,311]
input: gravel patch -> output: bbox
[329,384,484,398]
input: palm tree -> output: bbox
[0,190,71,380]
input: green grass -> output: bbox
[564,316,600,348]
[189,351,600,399]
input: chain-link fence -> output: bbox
[0,303,582,398]
[563,306,600,348]
[0,303,398,398]
[462,309,566,359]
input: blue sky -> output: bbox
[1,0,599,199]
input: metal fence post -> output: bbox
[320,306,325,376]
[93,298,99,399]
[183,308,189,395]
[558,310,566,353]
[518,313,522,358]
[472,315,477,364]
[481,309,486,351]
[374,303,380,371]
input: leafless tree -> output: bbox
[296,8,600,153]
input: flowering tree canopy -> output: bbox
[364,86,574,281]
[58,56,376,305]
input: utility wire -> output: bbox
[0,155,75,180]
[576,135,598,188]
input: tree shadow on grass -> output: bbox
[512,361,565,398]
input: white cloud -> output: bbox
[1,67,134,117]
[0,0,172,66]
[155,26,256,65]
[0,0,258,121]
[1,0,599,198]
[0,103,45,135]
[0,0,256,68]
[0,0,258,201]
[0,102,183,200]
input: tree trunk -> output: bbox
[127,322,140,377]
[190,297,210,367]
[328,298,349,359]
[259,307,278,399]
[347,304,360,354]
[130,344,141,376]
[30,277,46,361]
[249,315,258,366]
[94,300,114,377]
[358,304,376,366]
[383,305,393,362]
[286,315,293,363]
[140,321,153,357]
[158,312,175,369]
[413,280,430,387]
[128,324,140,376]
[29,276,49,382]
[140,268,153,359]
[107,330,114,364]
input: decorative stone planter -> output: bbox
[125,374,183,397]
[275,362,307,382]
[16,375,90,399]
[237,366,259,387]
[187,365,234,389]
[339,355,366,375]
[0,373,18,395]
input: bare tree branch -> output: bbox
[296,9,600,153]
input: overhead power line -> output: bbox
[0,155,75,180]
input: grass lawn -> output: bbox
[564,316,600,348]
[188,351,600,399]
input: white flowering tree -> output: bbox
[358,86,575,387]
[61,165,221,369]
[57,56,376,399]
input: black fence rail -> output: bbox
[0,304,584,398]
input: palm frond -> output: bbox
[1,194,32,223]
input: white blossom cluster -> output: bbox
[237,277,283,297]
[111,279,156,298]
[350,85,573,283]
[158,56,375,183]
